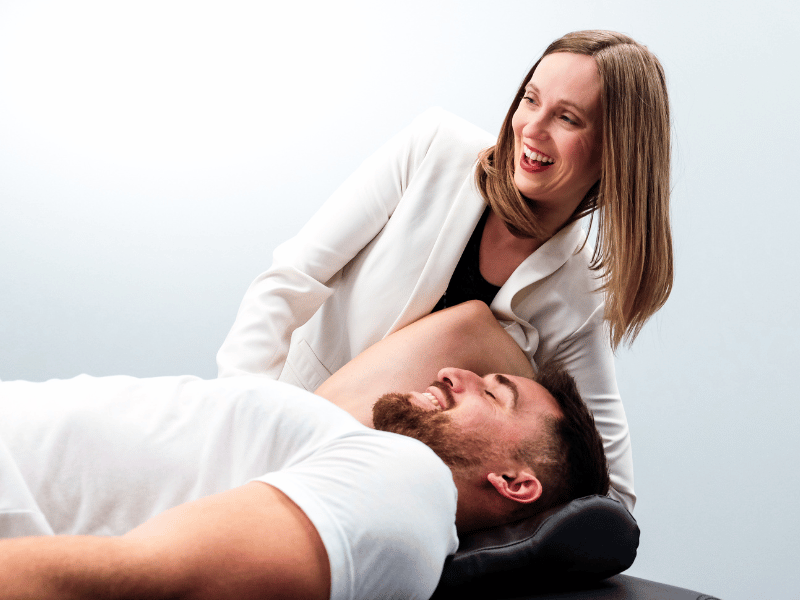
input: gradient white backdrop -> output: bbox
[1,1,798,598]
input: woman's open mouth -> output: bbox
[520,145,554,173]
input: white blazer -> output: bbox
[217,108,635,510]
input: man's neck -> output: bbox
[453,475,510,534]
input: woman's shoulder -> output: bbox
[407,107,496,155]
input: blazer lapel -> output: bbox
[387,176,486,334]
[492,220,586,319]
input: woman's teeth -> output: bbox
[423,391,442,410]
[523,147,554,163]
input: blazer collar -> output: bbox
[494,219,587,309]
[391,172,588,332]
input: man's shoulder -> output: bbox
[182,376,367,442]
[350,427,450,465]
[190,376,358,413]
[341,428,457,507]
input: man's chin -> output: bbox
[372,392,422,434]
[372,392,485,473]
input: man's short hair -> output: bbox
[514,363,610,515]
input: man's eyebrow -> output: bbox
[493,374,519,409]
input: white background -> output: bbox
[1,1,798,598]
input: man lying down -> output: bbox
[0,302,609,600]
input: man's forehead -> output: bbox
[503,374,562,417]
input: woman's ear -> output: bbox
[486,469,542,504]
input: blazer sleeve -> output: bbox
[216,110,446,378]
[551,305,635,510]
[502,307,635,510]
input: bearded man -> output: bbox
[0,302,608,600]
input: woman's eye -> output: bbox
[522,95,536,105]
[486,391,496,400]
[560,115,577,125]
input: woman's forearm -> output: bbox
[216,112,432,380]
[316,301,534,426]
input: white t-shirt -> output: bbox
[0,375,459,600]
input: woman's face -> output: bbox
[511,52,603,211]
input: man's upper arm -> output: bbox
[122,481,330,600]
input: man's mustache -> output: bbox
[429,380,455,410]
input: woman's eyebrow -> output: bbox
[493,374,519,409]
[525,82,588,117]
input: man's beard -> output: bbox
[372,392,490,474]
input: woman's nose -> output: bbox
[523,111,549,141]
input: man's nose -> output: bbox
[437,367,480,393]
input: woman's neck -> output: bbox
[479,210,544,286]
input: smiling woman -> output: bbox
[479,31,672,347]
[512,53,603,229]
[218,30,673,513]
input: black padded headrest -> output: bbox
[431,495,639,599]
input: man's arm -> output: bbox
[0,482,330,600]
[316,300,534,425]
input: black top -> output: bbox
[431,208,501,313]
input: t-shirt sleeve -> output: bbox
[254,430,459,600]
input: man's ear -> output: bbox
[486,469,542,505]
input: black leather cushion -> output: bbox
[431,495,639,599]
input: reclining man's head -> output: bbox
[372,363,610,533]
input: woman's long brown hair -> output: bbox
[476,30,673,349]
